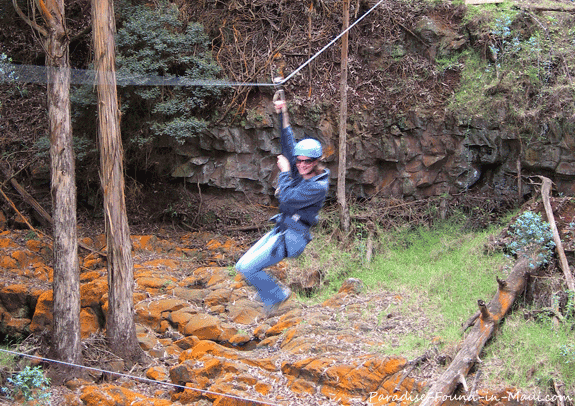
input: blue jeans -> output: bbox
[235,228,289,306]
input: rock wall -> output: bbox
[170,105,575,202]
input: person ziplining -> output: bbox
[233,0,385,317]
[235,90,330,317]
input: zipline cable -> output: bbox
[280,0,385,86]
[0,0,384,88]
[0,348,281,406]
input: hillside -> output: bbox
[2,0,575,205]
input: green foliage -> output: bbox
[450,4,574,142]
[436,49,470,72]
[33,136,97,163]
[69,0,225,172]
[2,366,51,405]
[506,211,555,267]
[488,14,521,70]
[115,0,223,147]
[0,52,17,118]
[559,343,575,364]
[0,53,16,82]
[0,347,15,369]
[449,51,493,113]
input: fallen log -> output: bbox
[419,254,535,406]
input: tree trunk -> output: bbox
[419,255,534,405]
[92,0,145,364]
[337,0,350,232]
[9,1,82,378]
[43,0,83,382]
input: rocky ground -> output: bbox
[0,221,432,406]
[1,194,574,405]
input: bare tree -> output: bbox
[11,0,82,381]
[91,0,146,363]
[338,0,350,232]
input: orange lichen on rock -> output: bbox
[179,340,239,363]
[265,317,301,336]
[30,290,53,333]
[131,235,158,251]
[80,384,172,406]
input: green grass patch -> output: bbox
[482,314,575,395]
[0,346,15,369]
[356,220,512,341]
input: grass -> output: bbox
[354,219,513,341]
[293,214,574,398]
[0,346,15,369]
[483,314,575,395]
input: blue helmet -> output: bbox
[294,138,322,159]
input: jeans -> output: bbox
[235,228,289,306]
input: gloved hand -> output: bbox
[274,99,287,114]
[273,90,287,114]
[276,154,290,172]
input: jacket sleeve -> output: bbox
[279,114,299,178]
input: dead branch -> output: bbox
[394,353,429,393]
[537,176,575,291]
[0,163,106,257]
[11,0,48,37]
[461,311,479,333]
[0,163,53,228]
[520,5,575,13]
[0,186,49,240]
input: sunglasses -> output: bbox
[296,158,316,164]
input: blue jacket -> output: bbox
[272,114,330,256]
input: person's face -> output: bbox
[296,156,318,179]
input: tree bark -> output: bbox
[28,0,83,383]
[92,0,146,364]
[337,0,350,232]
[12,3,83,377]
[420,255,534,406]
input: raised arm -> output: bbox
[274,93,298,176]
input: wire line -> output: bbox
[0,348,280,406]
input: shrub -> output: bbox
[0,53,16,82]
[506,211,555,267]
[115,0,223,147]
[1,366,51,405]
[70,0,225,173]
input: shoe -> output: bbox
[264,287,292,317]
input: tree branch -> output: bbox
[12,0,48,37]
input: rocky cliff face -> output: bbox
[169,104,575,202]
